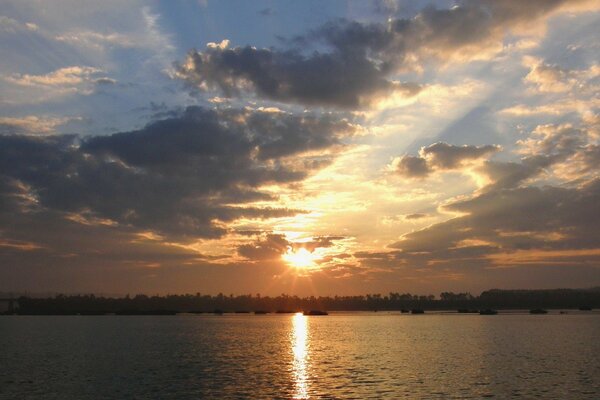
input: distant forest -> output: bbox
[3,288,599,315]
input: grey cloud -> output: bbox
[346,183,600,278]
[300,236,345,251]
[384,179,600,269]
[238,234,289,261]
[0,106,353,240]
[178,44,405,108]
[177,0,574,107]
[405,213,428,220]
[258,8,273,16]
[395,155,431,178]
[395,142,500,178]
[422,142,500,169]
[376,122,600,272]
[478,124,594,189]
[237,234,344,261]
[579,145,600,174]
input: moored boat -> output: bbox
[529,308,548,314]
[303,310,328,316]
[479,309,498,315]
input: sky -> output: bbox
[1,0,599,296]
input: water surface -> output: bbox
[1,313,599,399]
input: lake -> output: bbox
[1,313,599,399]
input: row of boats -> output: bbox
[105,306,594,316]
[205,309,329,315]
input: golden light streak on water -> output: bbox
[291,312,309,399]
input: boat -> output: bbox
[479,309,498,315]
[457,309,479,313]
[578,306,592,311]
[303,310,328,316]
[115,310,177,315]
[529,308,548,314]
[400,309,409,313]
[411,309,425,314]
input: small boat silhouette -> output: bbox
[529,308,548,314]
[410,309,425,314]
[303,310,328,316]
[479,309,498,315]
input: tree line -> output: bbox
[4,288,599,315]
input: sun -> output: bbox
[282,247,317,269]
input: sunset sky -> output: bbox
[1,0,599,296]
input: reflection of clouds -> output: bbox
[292,313,309,399]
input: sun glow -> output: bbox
[282,247,317,269]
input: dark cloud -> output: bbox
[479,156,556,190]
[0,123,26,135]
[478,124,594,189]
[0,106,354,241]
[405,213,428,220]
[177,0,574,108]
[237,233,344,261]
[397,179,600,252]
[258,8,273,16]
[395,155,431,178]
[177,43,412,108]
[422,142,500,169]
[379,119,600,274]
[238,233,289,260]
[373,178,600,273]
[395,142,500,178]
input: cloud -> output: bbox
[394,155,431,178]
[395,179,600,253]
[2,66,115,103]
[0,106,355,241]
[238,233,289,260]
[523,57,600,94]
[366,178,600,273]
[175,0,583,108]
[373,118,600,272]
[55,31,137,49]
[421,142,500,169]
[176,41,413,108]
[258,8,274,17]
[0,15,39,34]
[404,213,428,220]
[237,233,344,261]
[0,115,78,135]
[524,61,575,93]
[393,142,500,178]
[6,66,103,87]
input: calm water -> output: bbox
[1,313,599,399]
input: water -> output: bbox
[1,313,599,399]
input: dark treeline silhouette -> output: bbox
[4,288,599,315]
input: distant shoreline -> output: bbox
[2,288,599,315]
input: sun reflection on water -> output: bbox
[291,312,309,399]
